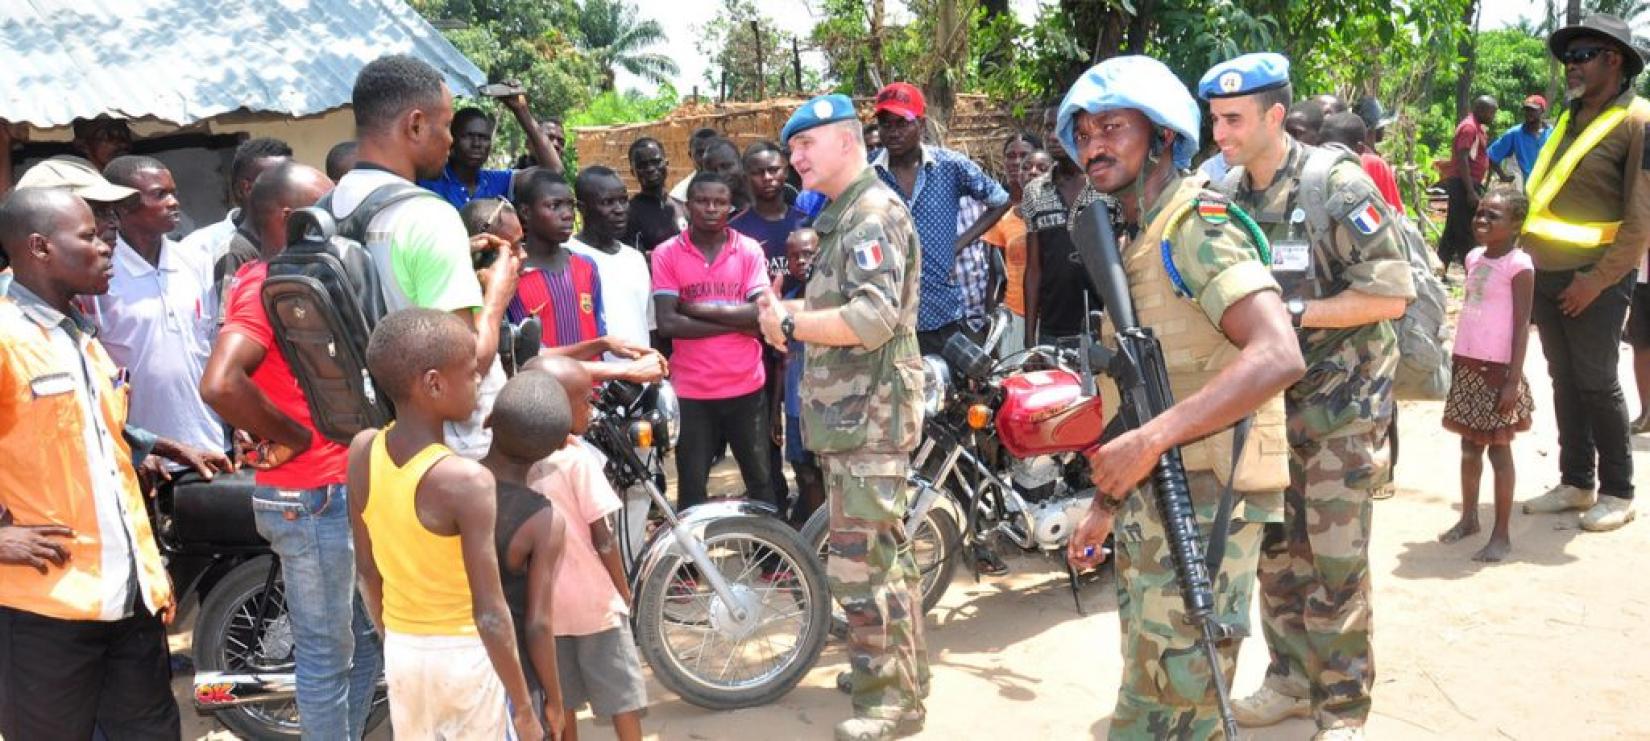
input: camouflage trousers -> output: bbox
[821,452,929,721]
[1112,471,1266,741]
[1256,421,1386,728]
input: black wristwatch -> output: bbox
[780,314,796,342]
[1286,298,1307,328]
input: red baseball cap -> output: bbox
[1523,94,1547,110]
[874,83,926,120]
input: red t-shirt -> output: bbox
[1359,152,1405,216]
[1452,116,1489,183]
[220,262,349,488]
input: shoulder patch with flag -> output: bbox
[852,239,885,270]
[1345,199,1385,235]
[1195,198,1230,225]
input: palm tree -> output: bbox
[577,0,679,91]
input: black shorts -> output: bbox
[1628,281,1650,349]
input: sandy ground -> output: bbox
[176,327,1650,740]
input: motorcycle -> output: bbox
[155,471,388,739]
[588,378,833,710]
[804,308,1111,619]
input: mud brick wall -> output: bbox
[574,95,1025,193]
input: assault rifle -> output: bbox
[1072,199,1241,739]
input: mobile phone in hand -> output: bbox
[479,81,527,99]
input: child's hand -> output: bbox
[1496,379,1521,416]
[1495,380,1520,416]
[546,700,566,739]
[511,704,544,741]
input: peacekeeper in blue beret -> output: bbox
[1055,55,1304,741]
[1201,52,1415,741]
[758,94,927,741]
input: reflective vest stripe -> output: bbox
[1522,97,1650,249]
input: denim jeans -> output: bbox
[251,484,383,740]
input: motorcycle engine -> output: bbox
[1010,455,1090,550]
[1025,494,1092,551]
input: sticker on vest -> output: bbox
[29,372,75,398]
[1273,240,1311,272]
[852,240,885,270]
[1345,198,1385,235]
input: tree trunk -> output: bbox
[925,0,966,139]
[1565,0,1582,26]
[752,20,765,100]
[1454,0,1481,119]
[868,0,888,93]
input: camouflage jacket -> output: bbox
[799,167,924,455]
[1225,140,1416,437]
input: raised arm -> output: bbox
[502,94,563,177]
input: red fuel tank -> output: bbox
[994,369,1105,458]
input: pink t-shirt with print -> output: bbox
[1454,246,1534,364]
[527,440,628,637]
[650,229,768,400]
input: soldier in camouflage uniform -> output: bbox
[1201,54,1416,741]
[1058,57,1305,740]
[759,94,928,741]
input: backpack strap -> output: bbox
[1202,415,1251,575]
[317,182,441,244]
[1298,144,1360,245]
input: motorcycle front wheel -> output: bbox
[193,556,388,740]
[802,496,959,635]
[634,515,830,710]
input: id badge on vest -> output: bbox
[1271,207,1313,299]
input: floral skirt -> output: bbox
[1442,356,1534,446]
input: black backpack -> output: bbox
[261,183,437,444]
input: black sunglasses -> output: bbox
[1560,46,1610,64]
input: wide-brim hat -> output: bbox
[15,156,137,203]
[1550,13,1646,78]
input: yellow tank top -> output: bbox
[363,425,475,635]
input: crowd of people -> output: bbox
[0,11,1646,741]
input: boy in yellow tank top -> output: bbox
[347,308,542,741]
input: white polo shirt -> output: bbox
[567,236,655,356]
[85,234,225,454]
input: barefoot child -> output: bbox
[482,370,575,738]
[347,309,542,740]
[1439,186,1536,562]
[523,355,647,741]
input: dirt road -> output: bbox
[177,330,1650,739]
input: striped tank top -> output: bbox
[362,426,475,635]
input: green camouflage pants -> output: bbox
[821,453,928,721]
[1112,472,1266,741]
[1257,421,1385,728]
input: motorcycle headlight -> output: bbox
[921,355,949,416]
[653,380,681,449]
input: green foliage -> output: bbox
[697,0,820,100]
[809,0,923,95]
[577,0,678,91]
[565,83,682,127]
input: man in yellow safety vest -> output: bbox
[1519,13,1650,531]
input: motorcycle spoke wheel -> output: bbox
[636,516,830,710]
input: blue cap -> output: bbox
[782,94,859,144]
[1056,56,1200,170]
[1197,53,1291,101]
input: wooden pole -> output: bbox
[752,20,765,101]
[793,38,803,93]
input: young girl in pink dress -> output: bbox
[1440,186,1536,562]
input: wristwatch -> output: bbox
[1286,298,1307,328]
[780,314,796,343]
[1093,492,1126,513]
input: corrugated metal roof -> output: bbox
[0,0,486,127]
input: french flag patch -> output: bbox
[1347,200,1384,235]
[852,240,885,270]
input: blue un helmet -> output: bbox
[1056,56,1200,170]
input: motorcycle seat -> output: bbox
[169,470,266,548]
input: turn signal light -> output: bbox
[967,404,992,430]
[630,420,654,448]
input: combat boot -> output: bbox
[1521,484,1595,514]
[1581,495,1636,532]
[1313,724,1365,740]
[1232,685,1310,727]
[834,714,923,741]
